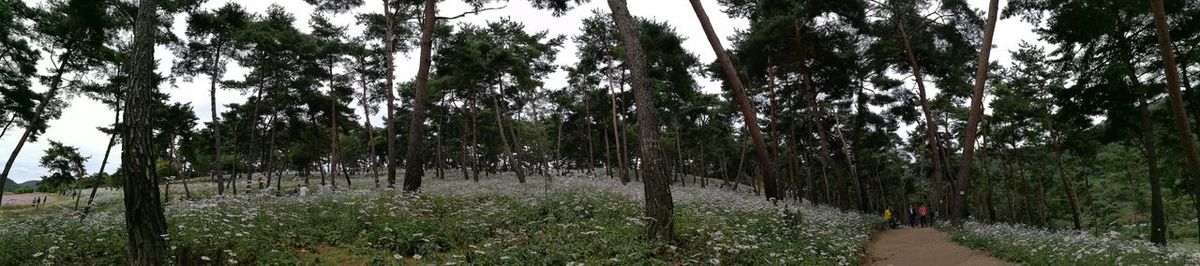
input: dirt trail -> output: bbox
[865,227,1012,266]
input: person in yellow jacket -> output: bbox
[883,207,897,228]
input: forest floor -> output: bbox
[866,227,1011,266]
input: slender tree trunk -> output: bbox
[1047,121,1083,229]
[950,0,999,223]
[209,44,225,195]
[402,0,437,192]
[243,84,264,192]
[1133,77,1169,244]
[0,55,72,205]
[470,98,481,181]
[893,12,949,213]
[358,55,379,188]
[796,19,849,209]
[555,113,565,175]
[691,0,777,199]
[0,115,13,139]
[604,128,613,179]
[605,59,630,184]
[1149,0,1200,243]
[266,96,281,195]
[979,135,997,223]
[584,91,595,174]
[608,0,673,242]
[123,0,169,262]
[82,98,120,219]
[383,0,398,189]
[492,87,525,183]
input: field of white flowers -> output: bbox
[950,220,1200,265]
[0,173,874,265]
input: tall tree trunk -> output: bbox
[123,0,169,262]
[358,55,379,188]
[0,54,72,205]
[1133,76,1169,244]
[242,84,264,192]
[266,96,281,194]
[402,0,437,192]
[795,19,849,209]
[82,98,120,219]
[608,0,673,242]
[893,11,948,212]
[1047,120,1083,229]
[584,90,595,174]
[470,98,481,181]
[1149,0,1200,244]
[383,0,398,189]
[979,135,997,223]
[209,44,225,195]
[604,128,613,179]
[492,87,525,183]
[691,0,777,199]
[555,113,565,175]
[605,59,630,183]
[460,104,472,180]
[950,0,999,223]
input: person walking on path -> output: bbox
[908,204,917,227]
[918,204,929,227]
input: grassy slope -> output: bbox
[0,172,872,265]
[948,220,1200,265]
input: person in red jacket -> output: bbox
[918,204,929,227]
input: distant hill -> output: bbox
[3,178,38,192]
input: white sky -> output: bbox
[1,0,1035,183]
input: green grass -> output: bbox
[0,175,872,265]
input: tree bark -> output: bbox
[690,0,777,199]
[209,43,225,195]
[1149,0,1200,243]
[608,0,673,242]
[949,0,999,223]
[402,0,437,192]
[123,0,169,262]
[383,0,398,188]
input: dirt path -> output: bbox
[865,227,1012,266]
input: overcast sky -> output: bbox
[1,0,1036,183]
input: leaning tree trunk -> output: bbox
[893,13,949,212]
[689,0,778,200]
[1047,119,1083,229]
[949,0,998,223]
[403,0,437,192]
[608,0,673,242]
[492,87,526,183]
[1149,0,1200,244]
[0,55,71,205]
[123,0,169,263]
[82,98,120,219]
[383,0,399,188]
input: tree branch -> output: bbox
[436,5,506,20]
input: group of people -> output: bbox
[29,196,49,207]
[881,203,934,228]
